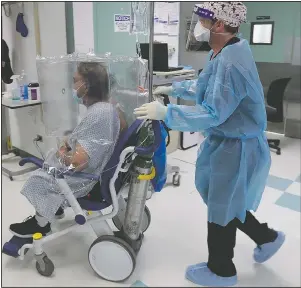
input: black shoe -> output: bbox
[9,216,51,238]
[55,207,65,219]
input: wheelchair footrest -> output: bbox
[2,236,33,258]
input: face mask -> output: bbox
[72,89,83,105]
[72,82,85,105]
[194,21,210,42]
[194,21,232,42]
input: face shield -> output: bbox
[185,4,215,51]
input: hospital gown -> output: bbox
[21,102,120,222]
[165,39,271,226]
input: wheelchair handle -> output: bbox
[135,120,162,156]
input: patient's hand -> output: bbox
[56,141,89,171]
[56,140,70,160]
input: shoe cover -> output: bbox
[185,262,237,287]
[254,231,285,263]
[16,13,28,37]
[186,261,207,273]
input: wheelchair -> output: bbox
[2,119,162,282]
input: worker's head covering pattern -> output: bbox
[198,2,247,27]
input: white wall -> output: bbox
[2,2,38,83]
[73,2,94,53]
[2,2,39,156]
[38,2,67,57]
[2,2,67,83]
[2,2,68,157]
[153,2,180,67]
[178,2,208,70]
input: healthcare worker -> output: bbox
[135,2,285,287]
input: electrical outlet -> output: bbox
[34,135,43,142]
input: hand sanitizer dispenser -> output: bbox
[10,75,21,100]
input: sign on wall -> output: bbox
[114,14,131,32]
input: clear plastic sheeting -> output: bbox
[37,53,111,137]
[36,52,120,195]
[37,52,148,132]
[130,2,150,35]
[37,54,79,137]
[41,96,119,195]
[33,51,152,195]
[109,55,148,127]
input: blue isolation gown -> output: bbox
[164,39,271,226]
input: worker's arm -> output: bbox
[170,79,199,101]
[170,53,213,101]
[154,78,199,101]
[165,63,247,132]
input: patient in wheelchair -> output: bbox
[9,62,121,238]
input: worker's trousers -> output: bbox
[207,211,277,277]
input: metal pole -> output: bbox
[148,2,154,102]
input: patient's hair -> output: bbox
[77,62,109,102]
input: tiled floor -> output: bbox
[1,134,300,287]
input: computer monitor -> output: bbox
[139,43,169,72]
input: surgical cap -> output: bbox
[198,2,247,28]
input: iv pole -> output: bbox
[148,2,155,102]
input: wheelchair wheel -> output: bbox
[88,235,136,282]
[36,256,54,277]
[112,205,151,233]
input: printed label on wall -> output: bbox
[114,14,131,32]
